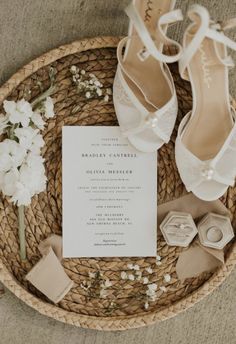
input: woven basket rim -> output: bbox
[0,36,235,331]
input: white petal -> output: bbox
[104,279,112,288]
[120,271,127,280]
[11,182,32,206]
[88,271,96,278]
[1,168,19,196]
[16,99,33,118]
[148,283,157,291]
[145,267,153,274]
[164,274,171,283]
[128,274,135,281]
[127,263,134,269]
[3,100,16,115]
[0,153,12,172]
[31,112,46,130]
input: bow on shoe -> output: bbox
[175,111,236,193]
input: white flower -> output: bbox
[100,288,108,298]
[0,139,26,171]
[164,274,171,283]
[148,283,157,292]
[70,65,78,74]
[160,286,167,292]
[135,270,142,280]
[127,263,134,270]
[104,279,112,288]
[14,127,44,153]
[143,277,149,284]
[72,75,78,83]
[96,88,102,96]
[4,99,33,127]
[80,70,86,75]
[89,73,95,78]
[120,271,127,280]
[94,80,101,87]
[80,281,91,290]
[4,156,46,206]
[31,111,46,130]
[146,291,156,301]
[146,292,157,301]
[156,255,162,261]
[128,274,135,281]
[80,81,87,88]
[144,301,149,310]
[88,271,96,278]
[133,264,140,271]
[43,97,55,118]
[104,95,109,102]
[85,91,91,99]
[1,168,19,196]
[156,261,162,266]
[145,267,153,274]
[146,283,158,301]
[0,114,9,135]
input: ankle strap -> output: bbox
[125,2,183,63]
[179,4,236,80]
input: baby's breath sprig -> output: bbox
[120,261,172,311]
[82,270,113,301]
[70,65,112,102]
[104,301,119,315]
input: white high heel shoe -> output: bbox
[113,0,183,152]
[175,4,236,201]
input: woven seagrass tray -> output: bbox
[0,36,235,331]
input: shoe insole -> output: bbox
[182,35,233,161]
[123,0,174,112]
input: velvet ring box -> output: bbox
[197,213,234,250]
[160,211,198,247]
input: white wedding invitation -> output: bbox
[62,126,157,257]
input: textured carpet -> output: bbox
[0,0,236,343]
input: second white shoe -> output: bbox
[176,4,236,201]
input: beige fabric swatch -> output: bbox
[26,238,73,303]
[176,240,224,280]
[38,234,63,261]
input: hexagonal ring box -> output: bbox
[197,213,234,250]
[160,211,198,247]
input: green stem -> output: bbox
[31,84,56,109]
[18,205,26,260]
